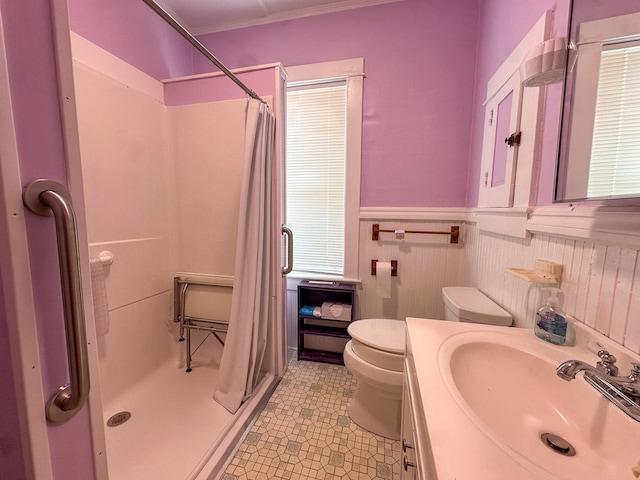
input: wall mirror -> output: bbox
[555,0,640,202]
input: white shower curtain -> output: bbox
[213,98,276,413]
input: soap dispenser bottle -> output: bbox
[534,287,567,345]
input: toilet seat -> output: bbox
[347,319,405,372]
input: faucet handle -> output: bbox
[596,350,618,376]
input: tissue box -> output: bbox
[321,302,351,322]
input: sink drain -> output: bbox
[541,433,576,456]
[106,411,131,427]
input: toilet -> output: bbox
[343,287,512,439]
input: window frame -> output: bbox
[285,58,363,281]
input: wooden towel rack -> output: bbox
[372,224,460,243]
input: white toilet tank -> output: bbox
[442,287,512,326]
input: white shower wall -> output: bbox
[72,34,249,407]
[73,55,177,407]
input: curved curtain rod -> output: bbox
[142,0,267,104]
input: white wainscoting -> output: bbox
[357,220,466,322]
[287,210,640,355]
[465,223,640,354]
[360,217,640,355]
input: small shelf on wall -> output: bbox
[506,259,563,284]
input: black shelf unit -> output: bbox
[297,281,356,365]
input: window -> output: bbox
[285,59,363,279]
[588,42,640,198]
[286,82,347,275]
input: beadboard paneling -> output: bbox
[464,224,640,354]
[286,216,640,355]
[357,220,466,322]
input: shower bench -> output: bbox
[173,276,232,372]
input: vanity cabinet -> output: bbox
[401,371,419,480]
[402,330,438,480]
[297,281,355,364]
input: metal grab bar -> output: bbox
[23,180,90,424]
[282,225,293,275]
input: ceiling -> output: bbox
[157,0,402,35]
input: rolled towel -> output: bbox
[90,258,110,336]
[299,305,323,317]
[299,305,315,317]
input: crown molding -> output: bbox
[191,0,403,35]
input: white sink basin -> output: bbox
[438,330,640,479]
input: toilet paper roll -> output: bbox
[376,261,392,299]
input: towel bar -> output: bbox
[372,223,460,243]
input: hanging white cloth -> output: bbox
[213,99,276,413]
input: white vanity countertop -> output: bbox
[405,318,574,480]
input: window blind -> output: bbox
[588,43,640,198]
[286,82,347,275]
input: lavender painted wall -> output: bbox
[197,0,479,207]
[164,68,277,106]
[65,0,640,209]
[67,0,196,79]
[1,0,95,478]
[63,0,576,209]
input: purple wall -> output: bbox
[66,0,640,208]
[67,0,196,79]
[197,0,479,207]
[1,0,96,478]
[164,69,277,106]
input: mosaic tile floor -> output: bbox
[222,353,401,480]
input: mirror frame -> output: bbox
[554,0,640,204]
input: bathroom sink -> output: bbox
[438,331,640,479]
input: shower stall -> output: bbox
[67,9,288,479]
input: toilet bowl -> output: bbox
[343,287,512,440]
[343,319,405,440]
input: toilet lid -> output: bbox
[347,319,405,354]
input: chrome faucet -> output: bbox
[556,350,640,422]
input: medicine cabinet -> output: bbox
[475,12,550,238]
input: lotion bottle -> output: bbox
[534,288,567,345]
